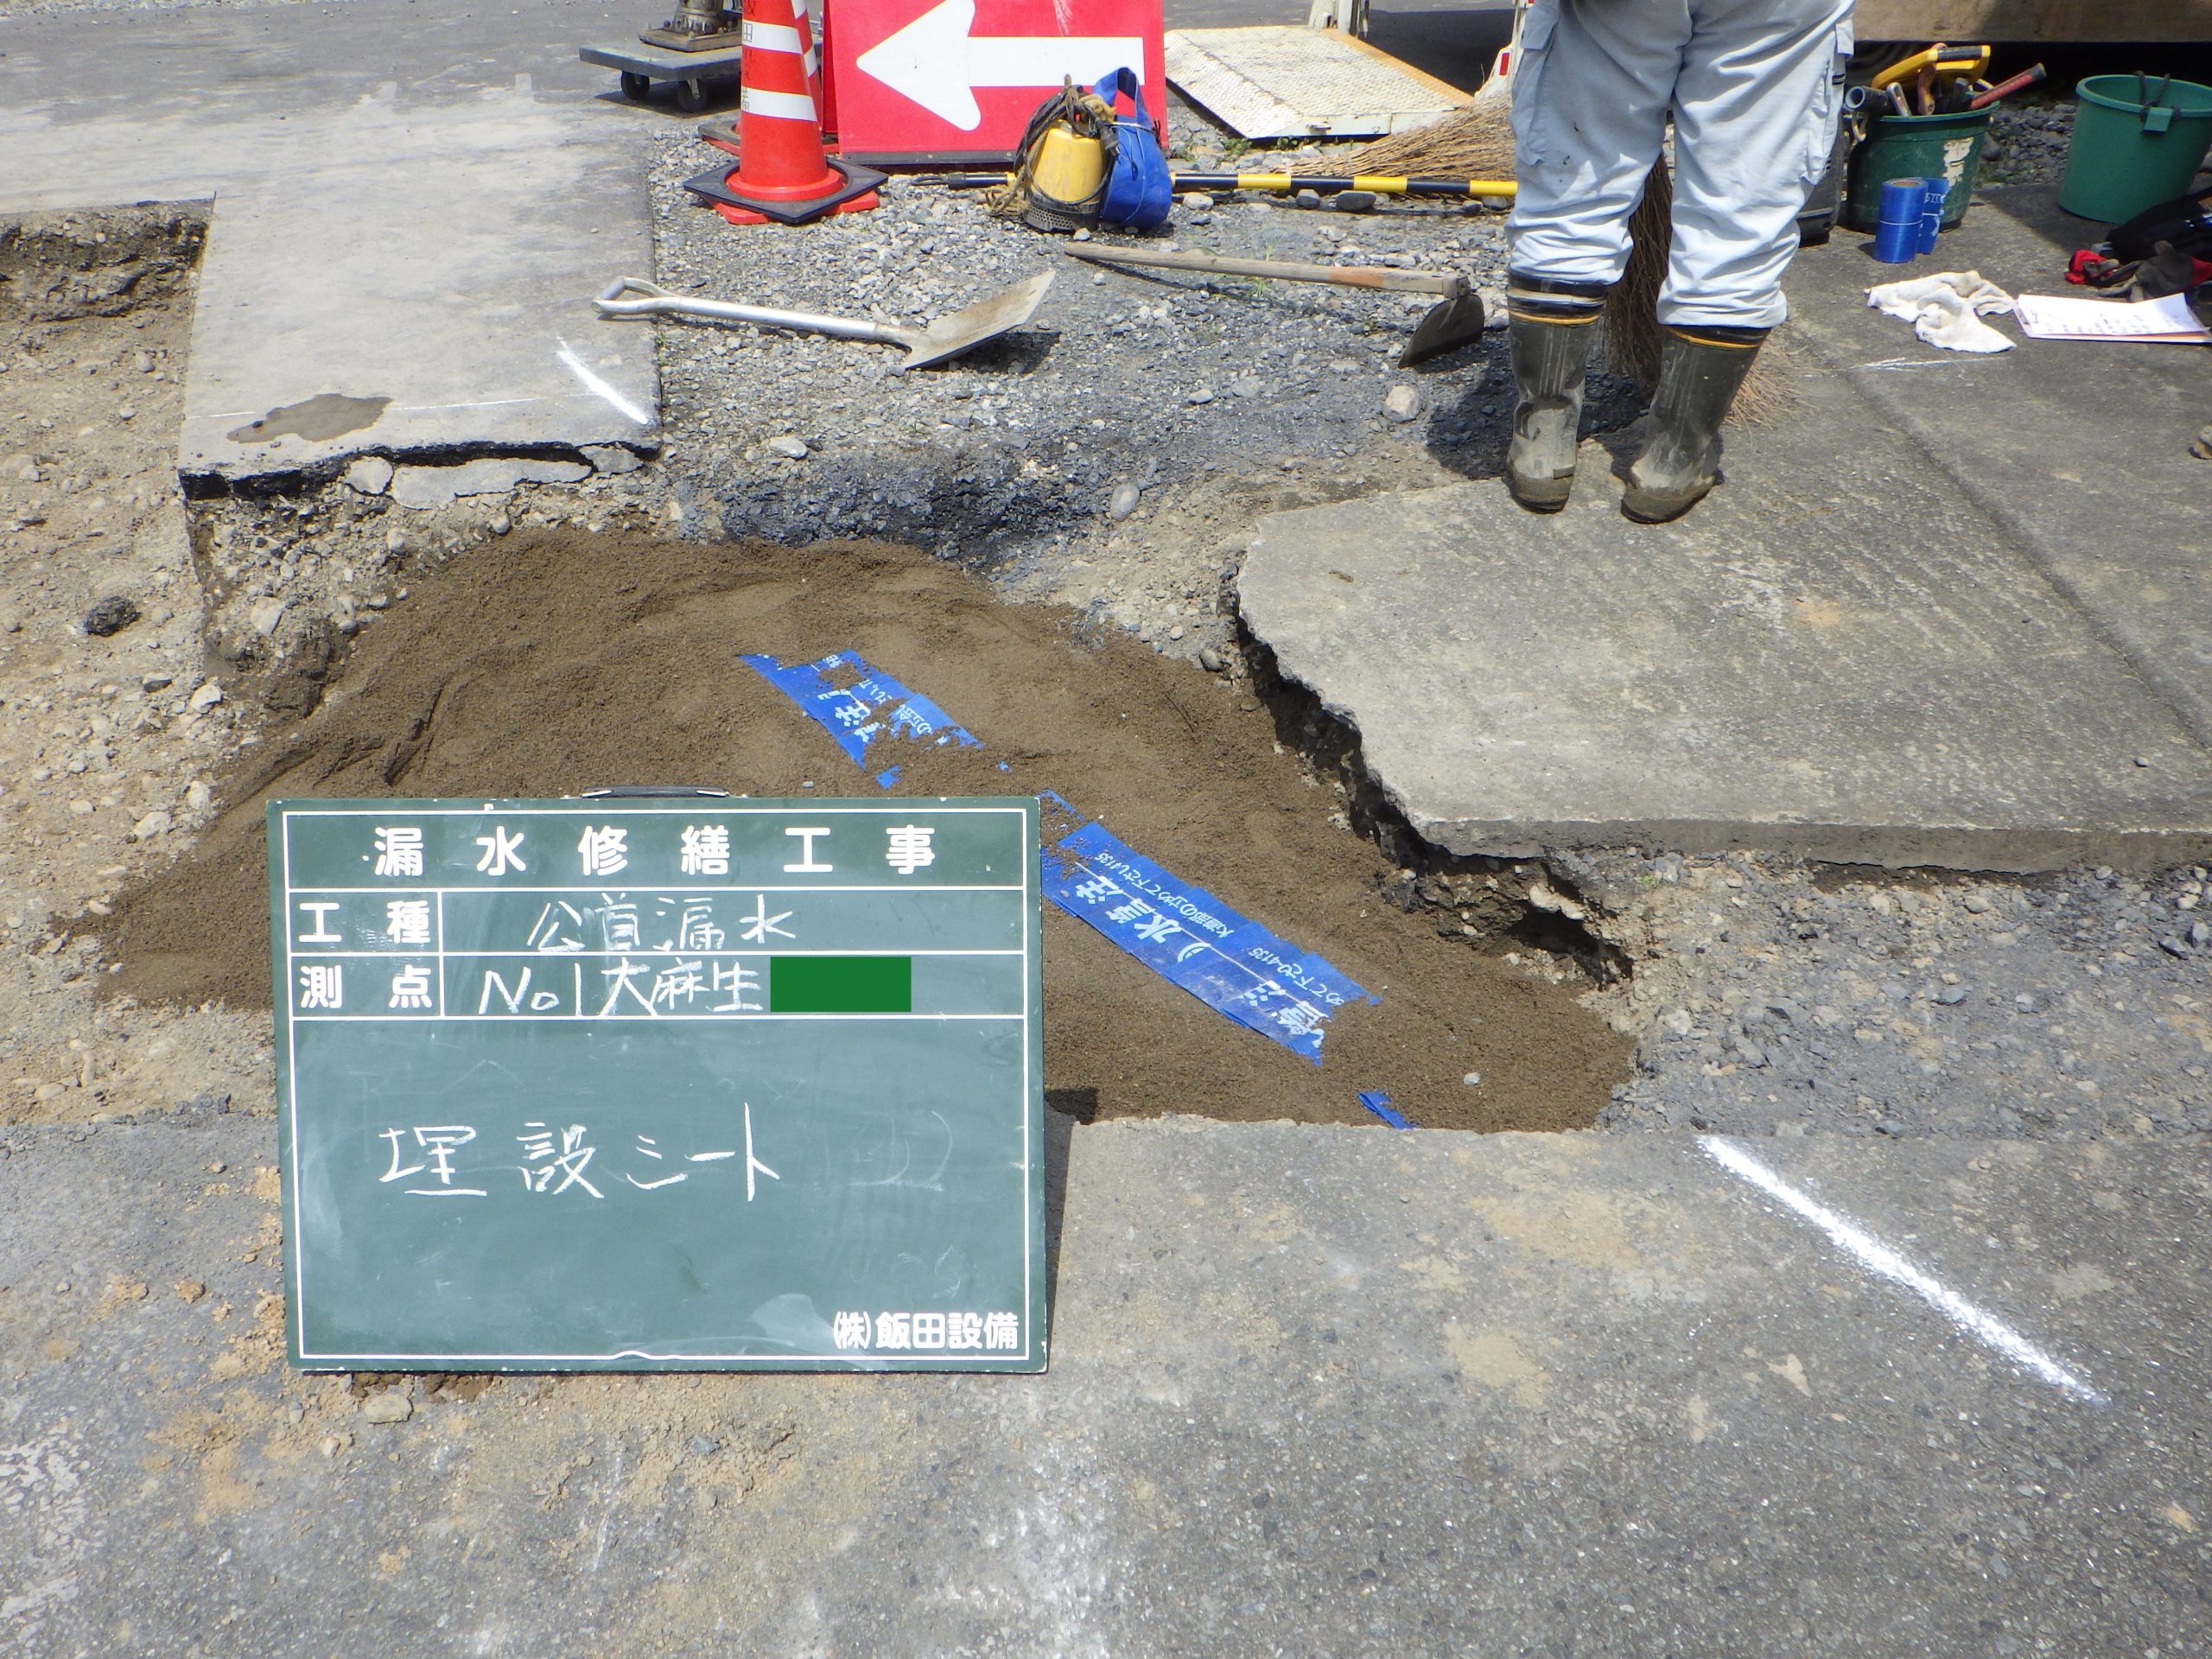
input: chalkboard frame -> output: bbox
[268,796,1047,1374]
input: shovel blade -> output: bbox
[899,270,1056,371]
[1398,289,1487,366]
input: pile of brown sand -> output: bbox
[101,531,1628,1131]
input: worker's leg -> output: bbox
[1507,0,1693,289]
[1624,0,1849,520]
[1659,0,1853,327]
[1504,0,1691,509]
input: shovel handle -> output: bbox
[595,277,906,347]
[1060,245,1462,296]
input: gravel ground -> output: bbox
[1978,94,2076,188]
[1573,850,2212,1141]
[640,125,1650,656]
[644,134,1509,534]
[2,210,276,1128]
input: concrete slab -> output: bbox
[1784,184,2212,747]
[0,1,659,485]
[0,0,649,138]
[178,97,656,482]
[387,455,595,509]
[1239,366,2212,870]
[8,1110,2209,1653]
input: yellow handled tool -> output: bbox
[1871,42,1989,92]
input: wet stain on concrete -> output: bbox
[228,392,390,445]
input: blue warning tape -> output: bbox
[746,663,1376,1064]
[1041,814,1373,1065]
[1357,1090,1413,1128]
[741,649,983,787]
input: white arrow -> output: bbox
[855,0,1143,131]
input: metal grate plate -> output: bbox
[1165,25,1470,140]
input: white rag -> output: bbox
[1865,270,2017,353]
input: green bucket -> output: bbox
[1841,108,1992,234]
[2059,73,2212,222]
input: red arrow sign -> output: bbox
[824,0,1166,163]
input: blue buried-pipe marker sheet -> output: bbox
[1041,816,1373,1063]
[741,657,1373,1064]
[1357,1090,1413,1128]
[741,650,982,787]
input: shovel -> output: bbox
[1060,245,1485,365]
[595,271,1054,371]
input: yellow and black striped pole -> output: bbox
[1168,172,1515,200]
[938,170,1516,201]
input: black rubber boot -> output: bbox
[1621,324,1768,524]
[1503,274,1606,512]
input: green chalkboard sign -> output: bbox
[268,797,1045,1373]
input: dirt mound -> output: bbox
[100,531,1628,1130]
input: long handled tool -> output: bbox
[1061,244,1484,365]
[938,169,1517,203]
[1170,172,1515,200]
[595,272,1054,370]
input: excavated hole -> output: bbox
[3,203,1633,1136]
[96,530,1635,1133]
[0,205,207,326]
[1238,628,1635,994]
[0,203,251,1134]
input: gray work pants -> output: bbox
[1507,0,1854,327]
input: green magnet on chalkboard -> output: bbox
[768,955,912,1014]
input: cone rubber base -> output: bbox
[695,118,850,160]
[714,189,878,226]
[696,119,745,158]
[681,159,885,226]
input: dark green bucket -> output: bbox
[1842,108,1992,233]
[2059,74,2212,222]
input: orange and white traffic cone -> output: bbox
[682,0,880,226]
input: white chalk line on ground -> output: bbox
[1701,1137,2108,1406]
[188,396,607,423]
[556,340,653,426]
[1853,357,1977,372]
